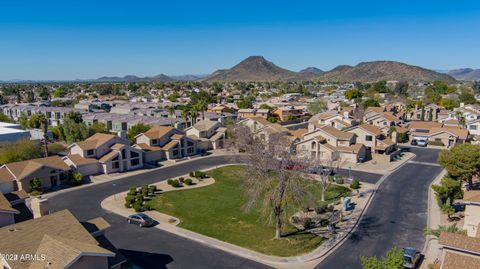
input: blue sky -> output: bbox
[1,0,479,80]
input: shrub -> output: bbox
[184,178,193,185]
[194,171,207,179]
[179,177,185,183]
[141,185,149,195]
[303,217,314,229]
[315,202,329,214]
[124,202,132,208]
[335,177,344,184]
[189,172,194,177]
[428,140,444,146]
[125,195,136,204]
[327,205,335,212]
[320,219,330,227]
[143,203,151,211]
[29,177,42,193]
[167,179,173,185]
[68,172,83,186]
[133,202,142,212]
[171,180,181,188]
[148,185,157,194]
[30,190,42,196]
[350,179,361,190]
[128,187,137,196]
[135,194,143,202]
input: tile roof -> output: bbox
[357,124,383,136]
[289,128,308,139]
[320,125,354,140]
[75,133,117,150]
[0,193,19,213]
[409,121,443,130]
[110,143,126,150]
[193,120,219,132]
[0,166,15,183]
[66,154,99,166]
[459,190,480,203]
[0,210,113,269]
[247,116,271,126]
[439,232,480,253]
[81,217,111,234]
[430,127,469,140]
[4,156,70,180]
[99,151,119,163]
[142,125,175,139]
[442,251,480,269]
[135,143,164,152]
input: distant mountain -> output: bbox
[96,74,174,82]
[170,74,207,81]
[299,67,324,75]
[204,56,301,82]
[319,61,455,82]
[447,68,480,81]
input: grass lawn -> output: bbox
[147,165,351,257]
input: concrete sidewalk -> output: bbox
[420,169,446,269]
[339,152,415,175]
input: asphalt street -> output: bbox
[315,147,442,269]
[47,148,437,269]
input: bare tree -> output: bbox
[232,128,315,239]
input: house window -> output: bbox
[187,147,194,154]
[112,162,120,169]
[187,141,194,146]
[86,149,94,156]
[311,141,316,149]
[131,159,140,166]
[130,151,139,158]
[152,139,158,145]
[173,150,179,156]
[469,125,478,130]
[121,149,126,158]
[366,135,373,141]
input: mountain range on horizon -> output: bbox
[2,56,480,83]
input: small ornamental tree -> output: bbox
[30,177,42,193]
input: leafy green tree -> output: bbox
[18,113,28,129]
[286,114,297,121]
[362,99,380,108]
[371,80,388,93]
[360,247,404,269]
[53,88,66,98]
[307,99,327,114]
[0,94,6,105]
[259,104,272,110]
[424,223,466,239]
[0,139,42,164]
[438,144,480,188]
[345,88,363,100]
[442,200,456,220]
[26,91,35,103]
[432,176,463,207]
[29,177,42,193]
[127,123,151,143]
[440,99,457,110]
[89,122,108,134]
[0,112,12,122]
[66,111,83,123]
[458,91,477,104]
[394,81,409,96]
[27,113,46,129]
[39,87,50,100]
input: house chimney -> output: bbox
[30,197,50,218]
[391,131,398,144]
[118,130,127,140]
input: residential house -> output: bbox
[295,125,366,163]
[237,108,270,119]
[406,104,441,121]
[308,110,356,131]
[207,105,236,114]
[134,126,197,164]
[437,232,480,269]
[363,107,403,135]
[0,156,71,192]
[467,119,480,136]
[237,116,290,142]
[346,124,397,162]
[0,209,125,269]
[0,193,19,227]
[186,120,226,150]
[272,106,306,121]
[409,121,469,148]
[458,190,480,237]
[0,122,31,144]
[65,133,144,175]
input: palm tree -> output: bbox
[423,223,467,239]
[166,106,176,127]
[189,109,199,125]
[181,108,190,129]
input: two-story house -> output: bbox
[346,124,397,162]
[295,125,366,163]
[186,120,227,150]
[65,133,144,175]
[134,126,197,164]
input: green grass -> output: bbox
[147,165,351,257]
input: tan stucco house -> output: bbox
[134,125,197,164]
[0,156,71,192]
[186,120,226,150]
[65,133,144,175]
[0,209,122,269]
[438,232,480,269]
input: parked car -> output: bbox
[416,139,428,147]
[403,247,421,269]
[307,166,335,175]
[127,213,155,227]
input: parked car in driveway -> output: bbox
[127,213,155,227]
[403,247,421,268]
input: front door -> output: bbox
[50,176,58,187]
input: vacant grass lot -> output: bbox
[147,165,351,257]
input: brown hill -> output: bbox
[204,56,302,82]
[319,61,455,82]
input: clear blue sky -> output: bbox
[1,0,479,80]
